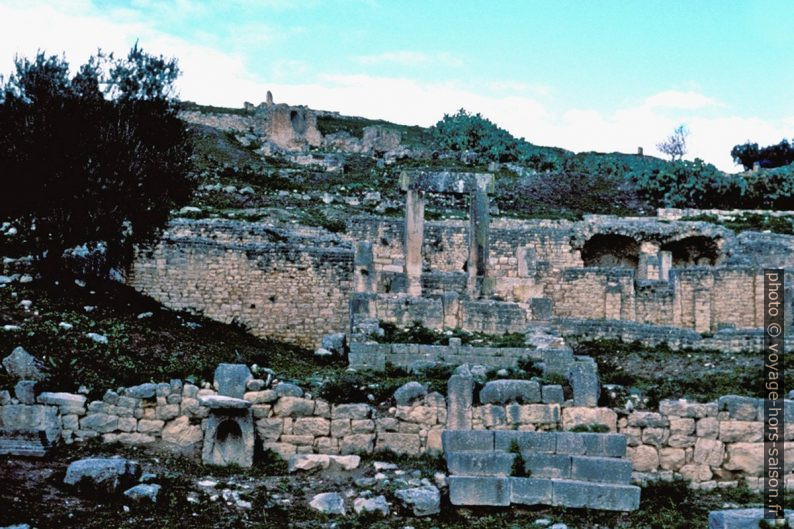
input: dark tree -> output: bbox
[731,139,794,170]
[0,45,194,276]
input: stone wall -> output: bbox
[128,220,354,348]
[2,379,782,490]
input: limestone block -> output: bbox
[446,452,515,477]
[680,463,713,482]
[273,397,314,417]
[162,416,202,447]
[117,417,137,433]
[448,476,510,506]
[213,363,252,399]
[659,447,686,470]
[293,417,330,437]
[523,453,572,479]
[37,392,87,414]
[80,413,118,433]
[510,477,553,505]
[494,431,556,453]
[506,403,559,425]
[697,417,719,439]
[627,445,659,472]
[723,443,763,475]
[479,380,540,404]
[447,371,474,430]
[667,434,696,448]
[718,421,762,443]
[693,438,725,467]
[101,432,155,445]
[442,430,494,452]
[331,403,370,420]
[376,432,420,456]
[718,396,760,421]
[156,404,180,421]
[570,456,632,484]
[350,419,375,433]
[562,407,617,432]
[262,442,296,460]
[243,390,277,404]
[641,427,669,448]
[627,411,667,428]
[669,418,695,436]
[340,434,374,455]
[256,418,283,440]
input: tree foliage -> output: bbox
[0,45,194,275]
[656,124,689,161]
[731,139,794,170]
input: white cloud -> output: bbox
[354,50,463,68]
[0,2,790,172]
[642,90,721,110]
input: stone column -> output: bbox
[404,189,425,296]
[467,189,490,296]
[447,367,474,430]
[354,242,374,293]
[658,251,673,282]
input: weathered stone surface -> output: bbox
[243,390,277,404]
[309,492,345,515]
[321,333,347,355]
[255,418,283,440]
[14,380,36,405]
[697,417,719,439]
[495,431,556,453]
[2,346,45,381]
[569,360,599,407]
[395,486,441,516]
[523,453,572,479]
[693,438,725,467]
[723,443,763,475]
[80,413,118,433]
[340,434,374,455]
[718,396,760,421]
[718,421,762,443]
[707,508,769,529]
[101,433,155,445]
[580,433,627,457]
[669,418,695,436]
[510,477,553,505]
[353,495,389,515]
[627,445,658,472]
[542,384,564,404]
[292,417,330,437]
[198,396,252,409]
[64,457,141,493]
[161,416,202,448]
[331,403,370,420]
[443,430,494,452]
[376,433,420,456]
[571,456,632,484]
[275,382,304,398]
[659,447,686,470]
[627,411,667,428]
[214,363,252,399]
[448,476,510,506]
[137,419,164,434]
[202,410,255,468]
[562,407,617,432]
[274,397,314,417]
[680,463,713,482]
[506,403,560,424]
[394,381,427,405]
[446,452,515,476]
[123,483,160,503]
[479,380,540,404]
[447,370,474,429]
[125,383,157,399]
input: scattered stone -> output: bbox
[58,322,73,330]
[373,461,399,471]
[395,486,441,516]
[124,483,161,503]
[3,346,46,381]
[314,347,333,358]
[86,332,108,344]
[64,457,141,494]
[309,492,346,515]
[394,381,427,405]
[353,495,390,515]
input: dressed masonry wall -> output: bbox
[1,381,784,490]
[128,220,354,348]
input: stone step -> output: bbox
[446,451,632,484]
[449,475,641,511]
[442,430,627,458]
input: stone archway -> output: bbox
[581,234,640,269]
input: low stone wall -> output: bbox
[556,318,794,353]
[618,396,794,491]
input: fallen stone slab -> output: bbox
[64,457,141,494]
[37,392,87,414]
[123,483,161,503]
[708,508,793,529]
[287,454,360,472]
[353,495,390,515]
[309,492,346,515]
[198,395,251,409]
[2,346,46,381]
[395,486,441,516]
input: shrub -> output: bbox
[509,440,529,477]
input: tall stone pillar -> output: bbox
[658,251,673,282]
[404,189,425,296]
[467,189,490,296]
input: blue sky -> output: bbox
[1,0,793,170]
